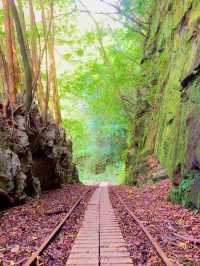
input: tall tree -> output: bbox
[40,0,50,124]
[0,43,9,98]
[48,2,62,126]
[28,0,45,111]
[10,0,33,111]
[2,0,16,105]
[17,0,26,34]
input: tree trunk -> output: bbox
[0,42,10,115]
[40,0,50,124]
[10,0,33,111]
[29,0,38,73]
[17,0,26,34]
[2,0,16,105]
[28,0,45,111]
[17,0,31,64]
[48,2,62,126]
[0,43,9,92]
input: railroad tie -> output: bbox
[66,184,133,266]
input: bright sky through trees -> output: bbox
[76,0,118,33]
[58,0,141,183]
[0,0,144,184]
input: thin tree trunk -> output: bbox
[29,0,37,71]
[48,3,62,126]
[0,43,9,91]
[10,0,33,111]
[2,0,16,105]
[41,1,61,126]
[17,0,31,65]
[29,0,45,111]
[10,14,21,96]
[0,43,11,116]
[40,0,50,124]
[17,0,26,34]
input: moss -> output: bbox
[195,142,200,163]
[169,170,200,208]
[126,0,200,209]
[148,0,200,179]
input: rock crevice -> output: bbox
[0,102,78,207]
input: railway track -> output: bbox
[23,187,93,266]
[22,184,173,266]
[110,188,173,266]
[66,184,133,266]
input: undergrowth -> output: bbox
[169,171,197,208]
[79,161,125,185]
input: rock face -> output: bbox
[126,1,200,208]
[0,102,78,207]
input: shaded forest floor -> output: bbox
[111,180,200,265]
[0,185,93,265]
[1,180,200,265]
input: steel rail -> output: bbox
[113,190,173,266]
[23,188,92,266]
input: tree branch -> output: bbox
[99,0,148,32]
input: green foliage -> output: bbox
[57,21,145,182]
[169,172,196,208]
[0,0,158,187]
[80,162,125,184]
[9,0,151,184]
[125,0,200,199]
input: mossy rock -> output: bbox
[0,148,20,192]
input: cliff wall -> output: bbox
[126,0,200,208]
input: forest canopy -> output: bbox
[0,0,151,183]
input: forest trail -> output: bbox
[1,181,200,265]
[66,183,132,266]
[1,0,200,265]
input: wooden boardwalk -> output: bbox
[66,184,133,266]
